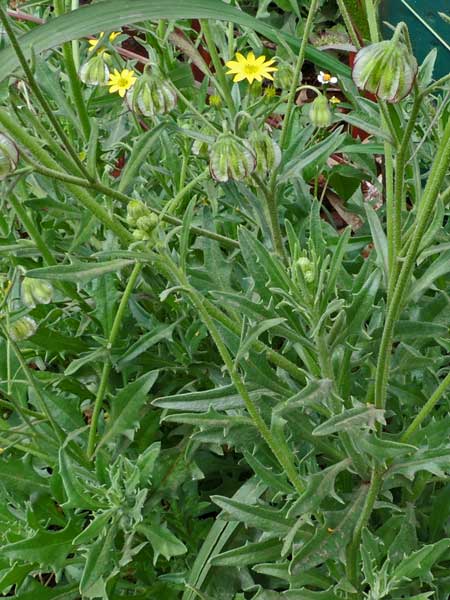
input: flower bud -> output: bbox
[297,256,315,283]
[209,94,222,108]
[9,316,37,342]
[352,34,418,103]
[248,130,281,178]
[136,214,158,233]
[21,277,53,308]
[127,71,177,117]
[0,133,19,181]
[274,64,298,90]
[309,94,332,128]
[209,133,256,183]
[79,55,110,86]
[126,200,149,226]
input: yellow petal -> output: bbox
[233,73,247,83]
[225,61,240,70]
[264,73,274,81]
[255,55,267,64]
[235,53,246,63]
[109,85,119,93]
[119,88,127,97]
[247,51,256,62]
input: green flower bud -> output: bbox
[9,316,37,342]
[309,94,332,128]
[136,214,158,233]
[79,55,110,86]
[248,130,281,178]
[297,256,315,283]
[21,277,53,308]
[127,71,177,117]
[126,200,149,226]
[0,133,19,181]
[352,32,418,103]
[209,133,256,183]
[209,94,222,108]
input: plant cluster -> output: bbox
[0,1,449,599]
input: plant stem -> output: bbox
[87,262,143,458]
[402,371,450,443]
[200,20,236,117]
[364,0,380,42]
[54,0,90,140]
[172,264,305,494]
[280,0,320,149]
[0,7,90,179]
[0,321,63,442]
[335,0,361,49]
[346,468,383,587]
[375,114,450,411]
[252,173,285,260]
[388,89,421,297]
[0,109,132,246]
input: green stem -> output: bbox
[200,20,235,117]
[335,0,361,49]
[402,371,450,443]
[173,266,304,494]
[388,89,421,296]
[364,0,380,42]
[0,7,90,179]
[280,0,320,149]
[385,140,395,284]
[87,262,143,458]
[346,468,383,587]
[0,321,63,442]
[375,114,450,411]
[252,173,285,260]
[0,109,132,246]
[54,0,90,140]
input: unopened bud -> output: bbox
[352,27,417,103]
[209,133,256,183]
[127,70,177,117]
[21,277,53,308]
[9,316,37,342]
[309,94,332,128]
[297,256,315,283]
[79,55,110,86]
[248,130,281,178]
[126,200,149,226]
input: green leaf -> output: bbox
[387,447,450,480]
[79,526,116,599]
[291,485,368,572]
[212,496,294,534]
[210,539,283,567]
[162,408,252,428]
[288,459,350,517]
[6,584,79,600]
[117,321,180,369]
[0,458,50,499]
[138,522,187,564]
[26,259,134,283]
[58,449,105,510]
[275,379,333,416]
[2,520,81,570]
[234,317,286,366]
[313,405,386,436]
[96,371,159,452]
[390,539,450,585]
[0,1,349,83]
[153,384,260,412]
[365,204,389,285]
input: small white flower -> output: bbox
[318,71,338,85]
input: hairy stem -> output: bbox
[87,262,143,458]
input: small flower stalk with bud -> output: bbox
[9,316,38,342]
[309,94,332,128]
[352,23,418,103]
[79,55,110,87]
[126,200,159,241]
[248,130,281,178]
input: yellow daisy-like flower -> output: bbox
[88,31,121,54]
[225,51,277,84]
[107,68,137,97]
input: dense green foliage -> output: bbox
[0,1,449,599]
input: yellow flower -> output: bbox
[329,96,341,104]
[107,68,137,97]
[225,51,277,84]
[88,31,121,55]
